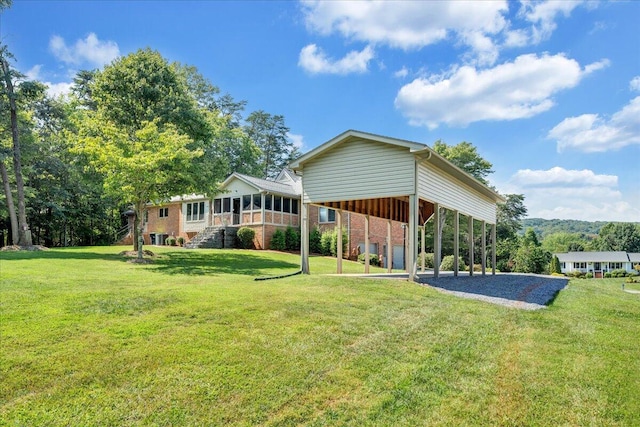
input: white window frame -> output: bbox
[319,207,335,223]
[186,201,206,222]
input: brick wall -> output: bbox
[307,205,405,260]
[144,203,187,243]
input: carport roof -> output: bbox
[289,129,504,203]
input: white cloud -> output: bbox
[298,44,374,75]
[288,132,305,151]
[24,65,72,98]
[25,64,42,81]
[301,0,507,64]
[49,33,119,67]
[301,0,591,68]
[583,59,610,75]
[630,76,640,92]
[500,166,640,221]
[548,96,640,152]
[395,53,602,129]
[394,67,409,79]
[513,0,587,45]
[511,167,617,188]
[45,82,74,98]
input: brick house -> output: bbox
[143,168,407,267]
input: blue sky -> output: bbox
[2,1,639,222]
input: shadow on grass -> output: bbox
[0,247,125,262]
[149,251,300,276]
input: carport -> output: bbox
[289,130,505,280]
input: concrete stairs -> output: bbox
[184,226,238,249]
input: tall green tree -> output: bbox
[245,111,293,179]
[433,140,493,184]
[74,117,202,258]
[541,232,589,254]
[73,49,213,257]
[0,44,32,246]
[593,222,640,253]
[514,228,550,274]
[496,194,527,240]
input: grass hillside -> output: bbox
[1,247,639,426]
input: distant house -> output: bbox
[555,251,640,277]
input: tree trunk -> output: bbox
[1,56,31,246]
[0,162,18,245]
[135,201,145,259]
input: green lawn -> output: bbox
[1,246,639,426]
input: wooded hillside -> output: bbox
[521,218,639,238]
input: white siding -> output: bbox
[303,139,415,203]
[182,199,209,232]
[223,180,260,197]
[418,162,496,223]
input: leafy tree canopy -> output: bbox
[433,140,493,184]
[592,222,640,253]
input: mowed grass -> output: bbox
[1,247,639,426]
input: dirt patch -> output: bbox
[119,249,156,264]
[1,245,49,251]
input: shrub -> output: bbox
[551,272,566,277]
[604,272,612,278]
[550,255,562,274]
[611,269,628,278]
[309,227,322,254]
[176,237,185,246]
[570,270,586,278]
[496,259,512,273]
[270,229,286,251]
[237,227,255,249]
[285,227,300,251]
[419,252,434,268]
[319,228,347,257]
[585,272,593,279]
[440,255,466,272]
[166,237,177,246]
[625,277,637,283]
[320,231,332,256]
[358,253,380,266]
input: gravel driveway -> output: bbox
[418,273,569,310]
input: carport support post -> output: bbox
[433,202,440,278]
[364,214,370,274]
[421,224,426,272]
[468,216,474,277]
[481,220,486,276]
[453,210,459,277]
[336,209,343,274]
[301,202,310,274]
[408,195,418,280]
[387,219,392,273]
[491,223,496,275]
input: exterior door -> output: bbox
[392,245,405,270]
[232,198,241,225]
